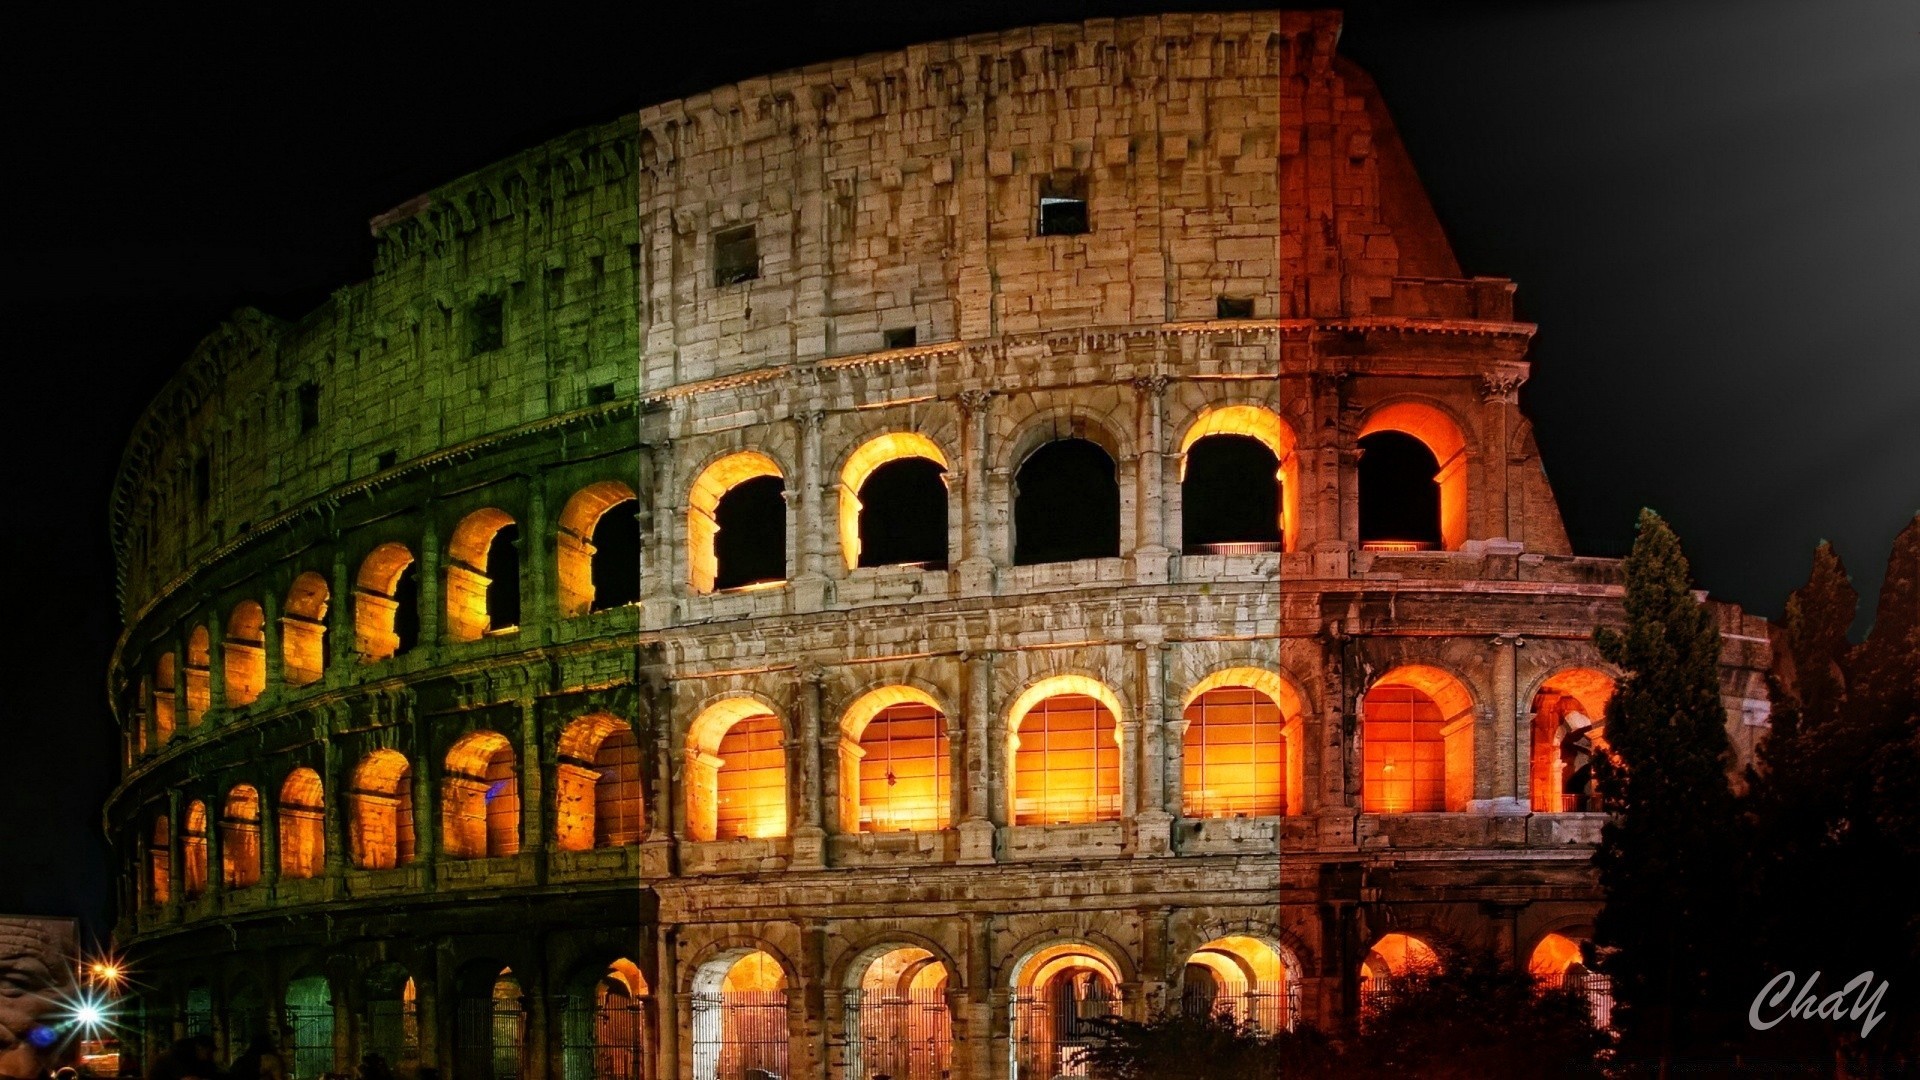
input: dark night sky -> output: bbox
[2,2,1914,941]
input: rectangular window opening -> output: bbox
[375,450,398,472]
[192,456,210,505]
[1038,172,1090,236]
[586,382,617,406]
[882,326,918,350]
[1217,296,1255,319]
[297,382,321,433]
[469,297,504,355]
[712,225,759,286]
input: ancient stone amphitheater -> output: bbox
[103,11,1773,1079]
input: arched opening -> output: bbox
[1181,669,1303,819]
[348,749,415,869]
[563,959,652,1080]
[1529,669,1615,812]
[448,509,522,642]
[226,974,269,1050]
[1010,943,1120,1079]
[1359,933,1441,1010]
[845,946,953,1080]
[685,700,787,842]
[691,950,788,1080]
[281,572,330,687]
[184,626,211,727]
[1529,932,1612,1028]
[182,800,207,898]
[224,601,267,707]
[839,433,951,570]
[454,964,526,1080]
[558,481,641,617]
[284,972,335,1079]
[1180,405,1299,555]
[444,731,520,859]
[1008,677,1123,826]
[277,767,325,879]
[147,814,171,906]
[184,981,213,1038]
[364,964,420,1072]
[1357,402,1468,552]
[219,784,261,889]
[1182,935,1295,1033]
[1013,438,1120,565]
[153,653,177,746]
[1362,666,1476,813]
[688,452,786,594]
[356,543,420,663]
[554,715,645,851]
[838,687,950,834]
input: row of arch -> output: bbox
[132,481,641,754]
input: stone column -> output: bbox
[1131,374,1172,583]
[955,914,995,1080]
[1481,372,1524,541]
[1136,640,1174,856]
[204,615,227,724]
[792,409,829,611]
[640,440,678,630]
[260,783,280,895]
[957,652,996,864]
[418,517,443,647]
[166,789,185,922]
[261,588,284,700]
[654,927,680,1080]
[523,477,552,639]
[323,732,348,882]
[791,668,827,868]
[329,549,355,673]
[518,700,546,861]
[956,390,995,594]
[205,789,226,907]
[1485,635,1526,814]
[412,743,439,884]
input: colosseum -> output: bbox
[103,10,1775,1079]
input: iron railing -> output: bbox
[1011,991,1117,1079]
[455,998,525,1080]
[843,988,952,1079]
[284,1004,334,1079]
[690,990,788,1080]
[561,1000,655,1080]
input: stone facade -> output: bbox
[104,11,1774,1079]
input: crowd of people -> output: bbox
[139,1037,421,1080]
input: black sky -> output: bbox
[2,1,1914,940]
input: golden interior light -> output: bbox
[837,432,950,569]
[1363,665,1475,813]
[1358,401,1469,552]
[686,698,788,841]
[1008,677,1123,826]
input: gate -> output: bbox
[1011,990,1115,1079]
[284,1004,334,1079]
[456,997,526,1080]
[562,999,653,1080]
[844,989,952,1080]
[690,990,788,1080]
[365,998,420,1068]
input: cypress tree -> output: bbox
[1590,509,1747,1072]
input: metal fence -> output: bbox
[843,989,952,1079]
[456,998,526,1080]
[285,1004,335,1080]
[562,1000,654,1080]
[365,998,420,1069]
[1182,982,1298,1032]
[1011,991,1117,1079]
[690,990,789,1080]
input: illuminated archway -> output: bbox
[1181,668,1304,818]
[555,714,644,850]
[688,452,786,593]
[1528,931,1611,1027]
[152,653,177,746]
[355,543,419,663]
[443,731,519,859]
[564,958,652,1080]
[220,784,261,889]
[224,601,267,707]
[284,971,336,1078]
[1359,933,1441,1006]
[1007,676,1124,826]
[838,686,951,834]
[277,767,325,879]
[182,800,208,898]
[691,950,789,1080]
[1010,942,1121,1078]
[1182,935,1295,1032]
[184,626,211,726]
[685,699,788,841]
[1529,669,1615,812]
[1358,401,1469,551]
[1180,405,1299,554]
[845,945,953,1080]
[558,481,641,617]
[281,572,330,687]
[348,749,415,870]
[453,965,526,1080]
[839,432,951,570]
[447,508,521,642]
[1362,666,1476,813]
[1013,439,1120,565]
[148,814,171,906]
[363,963,420,1069]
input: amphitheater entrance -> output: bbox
[1180,935,1296,1033]
[563,958,653,1080]
[455,965,527,1080]
[363,964,420,1072]
[225,974,268,1053]
[1530,932,1612,1028]
[843,945,953,1080]
[1358,932,1439,1012]
[1010,943,1121,1080]
[690,950,788,1080]
[283,971,335,1079]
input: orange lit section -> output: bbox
[443,731,519,859]
[1183,686,1287,818]
[349,749,415,870]
[446,508,518,642]
[278,767,326,879]
[1358,401,1469,551]
[182,800,208,898]
[838,686,950,833]
[224,601,267,707]
[722,951,788,993]
[355,543,416,662]
[148,815,171,906]
[185,627,211,727]
[554,714,644,851]
[685,699,788,842]
[1185,935,1292,1032]
[1009,678,1122,826]
[153,653,177,746]
[1363,666,1475,813]
[1180,405,1300,553]
[281,571,330,687]
[1528,933,1584,980]
[220,785,262,889]
[557,481,639,617]
[837,433,950,568]
[1360,933,1440,994]
[687,452,783,594]
[1530,669,1615,811]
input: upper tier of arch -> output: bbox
[109,10,1523,618]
